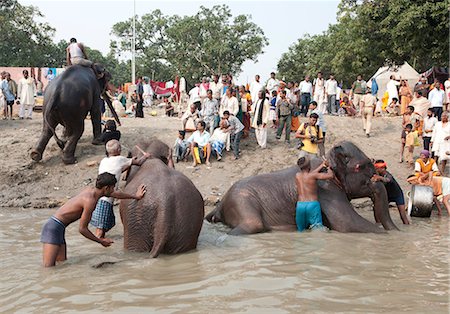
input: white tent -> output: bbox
[367,62,420,98]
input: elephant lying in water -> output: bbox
[120,139,204,256]
[205,141,398,234]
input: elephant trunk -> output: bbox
[371,181,399,230]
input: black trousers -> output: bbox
[136,94,144,118]
[423,136,431,151]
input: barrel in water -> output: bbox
[407,185,434,218]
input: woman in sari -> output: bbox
[399,80,413,115]
[238,85,252,138]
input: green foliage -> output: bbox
[0,0,58,67]
[111,5,268,81]
[278,0,449,87]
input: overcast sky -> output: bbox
[21,0,338,84]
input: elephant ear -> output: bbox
[329,145,346,170]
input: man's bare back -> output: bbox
[54,187,102,226]
[296,158,334,202]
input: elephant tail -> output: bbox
[44,91,65,150]
[205,201,223,223]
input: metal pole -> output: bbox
[131,0,136,84]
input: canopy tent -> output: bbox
[367,62,420,98]
[421,66,449,84]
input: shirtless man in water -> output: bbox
[295,156,334,231]
[40,172,146,267]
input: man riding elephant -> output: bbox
[205,141,398,234]
[30,63,120,164]
[120,139,204,257]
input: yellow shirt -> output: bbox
[298,123,323,154]
[405,132,414,147]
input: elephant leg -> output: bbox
[228,209,267,235]
[319,185,386,233]
[62,121,84,164]
[150,205,170,258]
[371,182,399,231]
[90,98,103,145]
[31,115,59,161]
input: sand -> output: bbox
[0,107,411,212]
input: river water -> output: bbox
[0,207,449,313]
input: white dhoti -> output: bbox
[143,95,152,107]
[255,126,268,148]
[19,103,33,118]
[314,92,325,113]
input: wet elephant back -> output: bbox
[121,159,204,254]
[221,166,298,229]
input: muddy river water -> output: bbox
[0,207,449,313]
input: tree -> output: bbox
[0,0,58,67]
[111,5,268,81]
[278,0,449,87]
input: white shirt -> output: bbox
[423,116,438,137]
[250,80,263,104]
[219,95,239,117]
[428,88,445,108]
[189,86,201,103]
[325,79,337,95]
[209,81,223,99]
[98,156,132,204]
[299,80,313,94]
[336,86,342,101]
[143,83,153,96]
[209,128,228,144]
[313,78,325,95]
[387,79,400,100]
[187,130,210,147]
[267,78,279,93]
[445,80,450,95]
[17,77,36,105]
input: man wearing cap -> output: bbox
[372,160,410,224]
[360,87,376,137]
[415,150,440,177]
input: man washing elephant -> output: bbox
[90,140,152,239]
[295,156,334,231]
[41,172,147,267]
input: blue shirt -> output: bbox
[371,79,378,96]
[1,80,15,101]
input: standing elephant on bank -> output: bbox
[206,141,398,234]
[30,64,120,164]
[120,139,204,257]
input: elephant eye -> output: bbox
[344,156,350,164]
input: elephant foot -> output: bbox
[62,156,77,165]
[30,150,42,162]
[92,138,103,145]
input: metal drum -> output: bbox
[407,185,434,218]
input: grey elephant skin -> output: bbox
[30,64,119,164]
[205,141,398,234]
[120,140,204,257]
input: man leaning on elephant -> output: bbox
[90,140,152,239]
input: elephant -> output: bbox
[120,139,204,257]
[30,64,120,164]
[205,141,398,234]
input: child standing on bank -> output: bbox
[404,123,415,167]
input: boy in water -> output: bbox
[40,172,146,267]
[295,156,334,231]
